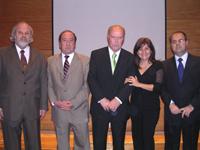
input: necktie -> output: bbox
[20,50,27,69]
[177,58,184,82]
[63,55,69,79]
[112,53,117,73]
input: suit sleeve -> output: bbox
[190,60,200,109]
[0,51,2,108]
[47,58,57,103]
[191,88,200,109]
[161,73,171,106]
[87,52,105,102]
[71,59,90,109]
[116,55,135,102]
[0,48,6,108]
[39,55,48,110]
[160,61,174,106]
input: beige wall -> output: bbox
[0,0,200,132]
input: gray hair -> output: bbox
[107,24,125,37]
[10,21,34,43]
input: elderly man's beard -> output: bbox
[16,37,32,49]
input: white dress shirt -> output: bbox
[61,52,74,66]
[15,44,30,63]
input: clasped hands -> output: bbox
[54,100,73,111]
[169,103,194,118]
[99,98,120,112]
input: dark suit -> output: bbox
[0,45,48,150]
[87,47,133,150]
[161,54,200,150]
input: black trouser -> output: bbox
[92,112,128,150]
[131,109,159,150]
[164,118,198,150]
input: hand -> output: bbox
[169,103,181,115]
[124,77,130,84]
[0,108,4,121]
[55,100,73,111]
[109,98,120,112]
[40,109,46,120]
[180,104,194,118]
[99,98,110,111]
[127,76,140,87]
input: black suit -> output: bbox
[161,54,200,150]
[0,46,48,150]
[87,47,133,150]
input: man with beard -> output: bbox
[0,21,48,150]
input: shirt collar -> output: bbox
[61,52,74,64]
[108,47,121,58]
[15,44,30,53]
[175,52,188,67]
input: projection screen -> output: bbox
[53,0,166,60]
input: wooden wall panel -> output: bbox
[0,0,51,22]
[0,0,52,54]
[0,0,200,133]
[167,0,200,58]
[167,0,200,20]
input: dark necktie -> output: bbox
[63,55,69,79]
[177,58,184,82]
[20,50,27,69]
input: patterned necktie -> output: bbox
[112,53,117,74]
[20,50,27,69]
[63,55,69,79]
[177,58,184,82]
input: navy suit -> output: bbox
[88,47,133,150]
[161,54,200,150]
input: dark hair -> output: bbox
[58,30,77,42]
[169,31,187,43]
[133,37,156,68]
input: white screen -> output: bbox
[53,0,165,60]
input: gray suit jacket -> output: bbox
[0,45,48,122]
[47,53,89,125]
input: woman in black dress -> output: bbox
[126,37,163,150]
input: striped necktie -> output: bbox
[63,55,69,79]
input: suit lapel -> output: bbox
[113,49,125,77]
[58,53,64,74]
[67,53,79,78]
[171,55,192,84]
[18,47,37,73]
[25,47,36,72]
[62,53,81,85]
[103,48,113,76]
[56,53,66,81]
[10,46,23,71]
[182,54,192,83]
[169,57,180,84]
[104,48,127,77]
